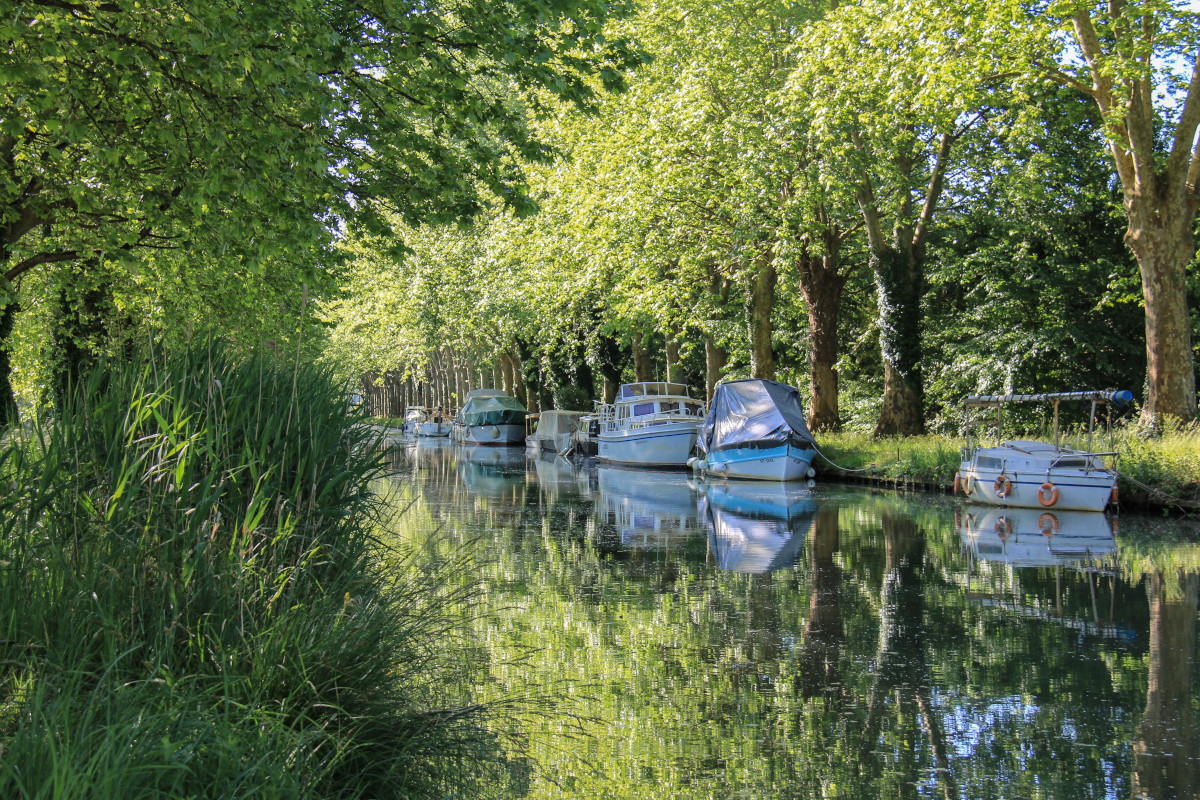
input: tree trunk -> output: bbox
[0,300,18,427]
[872,247,925,436]
[747,252,776,380]
[510,349,529,408]
[631,331,653,381]
[704,335,727,401]
[798,248,847,432]
[664,325,681,383]
[1125,206,1198,424]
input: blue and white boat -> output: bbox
[596,382,705,468]
[692,379,818,481]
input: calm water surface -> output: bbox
[385,439,1200,800]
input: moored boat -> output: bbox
[416,407,450,437]
[956,390,1133,512]
[452,389,527,445]
[691,379,818,481]
[401,406,427,439]
[596,382,704,467]
[530,409,586,453]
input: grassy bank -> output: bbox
[0,349,517,799]
[815,425,1200,512]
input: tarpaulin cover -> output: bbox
[533,411,584,441]
[458,394,527,426]
[697,379,816,454]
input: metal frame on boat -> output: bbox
[956,390,1132,512]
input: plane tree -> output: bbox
[0,0,643,423]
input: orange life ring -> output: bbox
[1109,485,1119,505]
[1038,512,1059,536]
[1037,482,1060,507]
[954,473,962,494]
[994,475,1013,499]
[963,474,973,495]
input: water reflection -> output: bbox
[379,444,1200,800]
[701,482,816,573]
[595,466,700,550]
[959,505,1117,567]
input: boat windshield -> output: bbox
[619,382,690,399]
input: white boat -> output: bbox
[529,409,586,454]
[401,406,427,439]
[570,414,600,456]
[692,379,818,481]
[452,388,527,446]
[415,408,450,438]
[956,390,1133,512]
[596,382,704,467]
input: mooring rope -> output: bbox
[813,446,877,474]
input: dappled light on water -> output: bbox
[381,441,1200,800]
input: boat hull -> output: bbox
[454,423,525,446]
[960,463,1115,512]
[703,444,816,482]
[597,422,699,467]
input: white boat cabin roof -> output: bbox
[617,382,692,400]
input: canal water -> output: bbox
[383,438,1200,800]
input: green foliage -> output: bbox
[0,346,518,798]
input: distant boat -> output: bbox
[416,408,450,437]
[452,389,527,446]
[596,382,705,467]
[401,406,427,439]
[692,379,818,481]
[529,410,586,454]
[570,413,600,456]
[956,390,1132,512]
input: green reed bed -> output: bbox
[0,348,518,799]
[813,432,964,487]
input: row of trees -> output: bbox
[0,0,643,422]
[331,0,1199,433]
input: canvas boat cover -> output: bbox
[458,393,527,426]
[697,379,816,454]
[533,410,585,443]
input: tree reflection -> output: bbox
[1134,569,1199,799]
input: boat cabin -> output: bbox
[611,382,704,421]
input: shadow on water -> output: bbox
[381,442,1200,800]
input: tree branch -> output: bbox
[4,250,78,282]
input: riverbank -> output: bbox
[814,428,1200,514]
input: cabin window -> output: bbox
[661,401,679,411]
[1052,458,1089,468]
[976,456,1003,469]
[632,402,655,417]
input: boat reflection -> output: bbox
[958,504,1116,567]
[595,466,701,550]
[457,445,527,497]
[532,452,587,501]
[701,481,817,573]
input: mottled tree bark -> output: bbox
[704,335,727,401]
[747,251,776,380]
[797,223,849,432]
[0,300,18,427]
[664,325,681,383]
[631,331,653,381]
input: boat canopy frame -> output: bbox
[963,390,1133,456]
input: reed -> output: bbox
[0,346,517,799]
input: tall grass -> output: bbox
[0,346,518,798]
